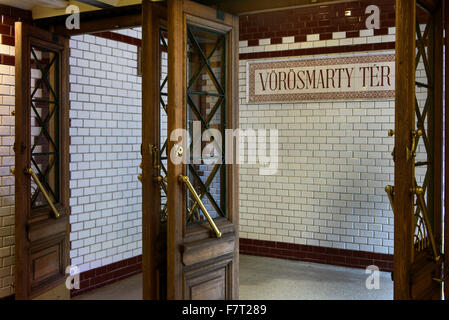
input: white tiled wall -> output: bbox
[238,24,443,255]
[238,30,398,254]
[0,62,15,298]
[238,90,396,254]
[68,29,143,273]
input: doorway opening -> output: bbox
[68,27,144,296]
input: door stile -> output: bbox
[167,0,186,300]
[394,0,417,300]
[445,0,449,300]
[226,13,240,300]
[142,0,164,300]
[431,0,444,268]
[14,21,31,300]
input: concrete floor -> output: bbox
[74,254,393,300]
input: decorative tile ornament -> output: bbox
[247,54,395,103]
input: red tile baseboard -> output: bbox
[70,255,142,298]
[240,238,393,272]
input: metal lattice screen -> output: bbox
[186,25,226,224]
[30,45,60,210]
[414,7,435,253]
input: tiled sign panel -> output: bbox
[248,54,395,103]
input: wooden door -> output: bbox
[13,22,70,300]
[390,0,446,300]
[166,0,239,300]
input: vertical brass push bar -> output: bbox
[413,186,440,263]
[25,168,60,219]
[179,175,222,238]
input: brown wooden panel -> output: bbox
[410,252,441,299]
[29,235,67,298]
[190,276,225,300]
[182,233,235,267]
[184,261,230,300]
[27,215,68,243]
[31,244,60,283]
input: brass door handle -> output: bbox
[179,175,222,238]
[407,129,422,161]
[24,168,60,219]
[385,185,395,214]
[432,266,449,283]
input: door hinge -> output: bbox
[12,142,25,154]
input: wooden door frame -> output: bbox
[32,1,241,300]
[17,8,144,299]
[167,0,239,300]
[444,0,449,300]
[394,0,416,300]
[394,0,445,300]
[141,0,167,300]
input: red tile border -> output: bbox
[0,54,14,66]
[240,42,396,60]
[0,24,12,36]
[239,0,396,42]
[1,34,14,46]
[0,4,32,24]
[240,238,394,272]
[70,255,142,298]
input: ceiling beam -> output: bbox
[74,0,115,9]
[34,3,142,33]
